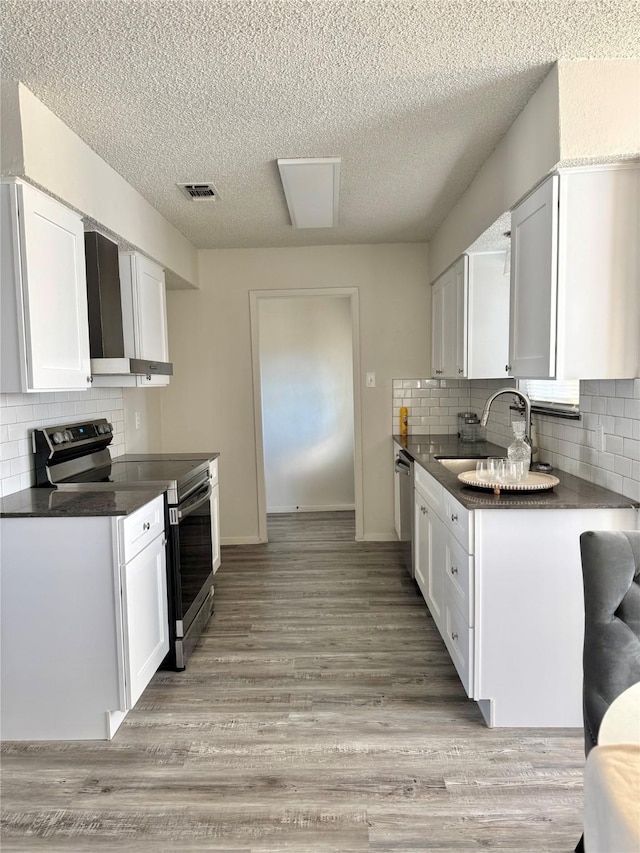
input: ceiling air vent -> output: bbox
[177,182,219,201]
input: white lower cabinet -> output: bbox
[0,495,169,740]
[121,534,168,708]
[412,464,637,727]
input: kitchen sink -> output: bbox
[435,456,487,474]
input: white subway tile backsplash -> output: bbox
[616,379,636,398]
[625,397,640,420]
[615,417,634,439]
[614,455,633,478]
[0,388,125,497]
[598,380,617,396]
[622,477,640,502]
[607,396,625,417]
[605,434,624,455]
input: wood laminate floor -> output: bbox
[1,512,584,852]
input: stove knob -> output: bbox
[52,431,64,444]
[106,422,113,433]
[63,430,73,442]
[97,424,105,434]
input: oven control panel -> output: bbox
[40,420,113,447]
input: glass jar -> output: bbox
[507,420,531,478]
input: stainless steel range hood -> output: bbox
[85,232,173,378]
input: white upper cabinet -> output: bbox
[1,180,91,392]
[431,256,464,378]
[93,251,171,388]
[431,252,509,379]
[120,252,170,387]
[509,166,639,379]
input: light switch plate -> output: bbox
[366,372,376,388]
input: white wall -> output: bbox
[429,60,640,280]
[163,243,429,543]
[121,387,164,455]
[558,60,640,161]
[0,82,198,290]
[428,65,560,280]
[258,296,355,512]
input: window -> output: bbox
[518,379,580,418]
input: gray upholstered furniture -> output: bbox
[576,530,640,853]
[580,530,640,755]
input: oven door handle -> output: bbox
[177,484,212,520]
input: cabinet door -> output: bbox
[121,534,169,708]
[431,275,446,377]
[509,176,558,378]
[452,256,466,377]
[414,490,446,630]
[466,251,509,379]
[432,258,466,378]
[133,255,170,387]
[9,182,91,391]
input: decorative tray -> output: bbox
[457,470,560,495]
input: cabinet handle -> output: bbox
[435,369,443,375]
[450,513,458,523]
[451,631,458,641]
[143,522,151,531]
[505,364,511,373]
[450,566,458,575]
[87,375,93,383]
[458,368,463,374]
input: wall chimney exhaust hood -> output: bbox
[84,232,173,378]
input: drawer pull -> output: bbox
[143,522,151,531]
[450,513,458,523]
[450,566,458,575]
[451,631,458,641]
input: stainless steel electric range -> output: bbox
[33,418,217,670]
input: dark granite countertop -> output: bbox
[394,434,639,511]
[0,487,166,518]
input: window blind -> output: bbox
[518,379,580,416]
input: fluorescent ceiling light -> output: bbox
[277,157,341,228]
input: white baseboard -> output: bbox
[221,536,264,546]
[267,504,356,513]
[361,532,399,542]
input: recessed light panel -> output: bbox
[277,158,341,228]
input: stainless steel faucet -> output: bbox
[480,388,532,444]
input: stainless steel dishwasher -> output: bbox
[394,448,414,578]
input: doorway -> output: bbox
[250,288,363,542]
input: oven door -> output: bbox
[169,481,215,667]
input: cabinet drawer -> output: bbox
[414,465,443,516]
[443,491,473,551]
[444,599,473,697]
[120,495,165,564]
[444,534,474,625]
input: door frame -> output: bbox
[249,287,364,542]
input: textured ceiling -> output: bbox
[1,1,639,250]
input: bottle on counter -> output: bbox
[507,420,532,473]
[400,406,408,437]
